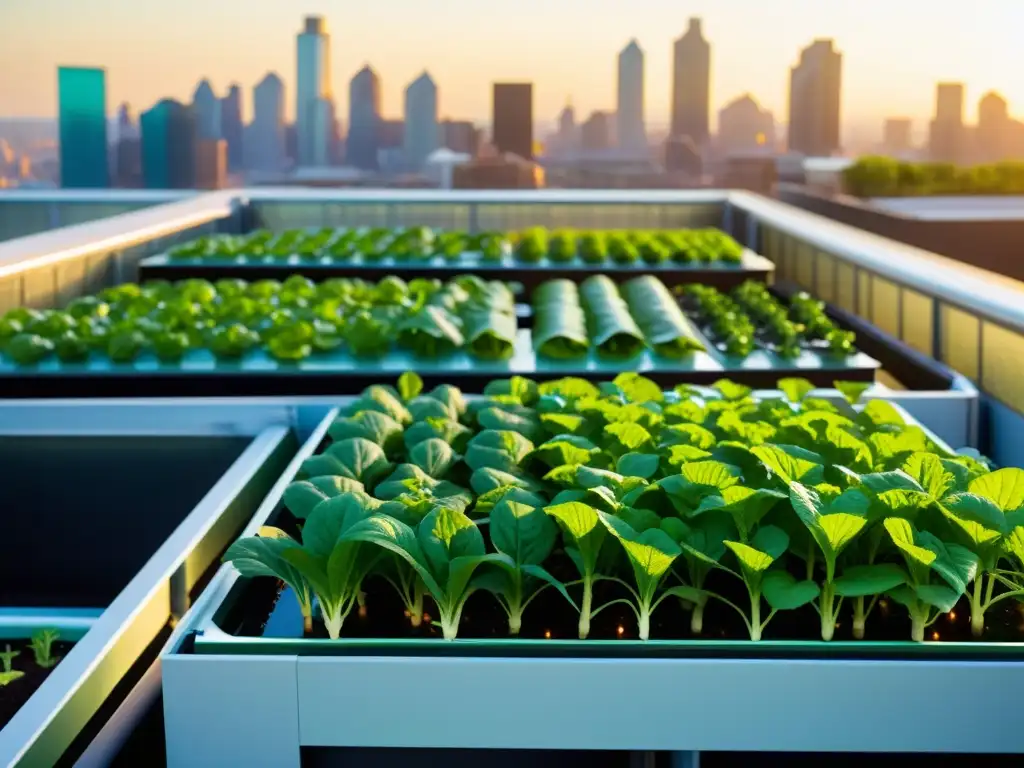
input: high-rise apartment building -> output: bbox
[249,73,286,173]
[404,72,439,171]
[220,84,244,172]
[348,66,382,170]
[296,16,332,167]
[718,94,775,153]
[140,99,197,189]
[928,83,965,163]
[195,139,227,189]
[114,103,142,187]
[882,118,913,155]
[441,120,479,156]
[977,91,1010,163]
[581,111,612,151]
[787,39,843,156]
[57,66,110,188]
[670,18,711,146]
[617,40,647,154]
[192,80,221,141]
[492,83,533,160]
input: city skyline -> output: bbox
[2,0,1020,134]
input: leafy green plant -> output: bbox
[0,644,23,686]
[29,629,60,668]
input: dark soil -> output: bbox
[0,639,75,729]
[219,501,1024,654]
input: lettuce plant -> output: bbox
[345,507,510,640]
[884,517,978,641]
[30,629,60,668]
[478,497,574,634]
[0,645,23,687]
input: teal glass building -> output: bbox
[58,67,110,188]
[140,100,197,189]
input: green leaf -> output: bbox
[724,540,776,574]
[694,486,787,538]
[543,501,607,578]
[660,423,717,450]
[540,412,588,436]
[712,380,752,401]
[941,493,1008,549]
[398,372,424,402]
[859,400,906,427]
[789,482,869,565]
[223,529,304,592]
[751,444,824,485]
[914,583,960,612]
[490,499,558,566]
[476,406,543,441]
[485,376,539,405]
[282,481,331,520]
[598,511,681,598]
[324,437,391,484]
[665,445,713,466]
[470,467,543,495]
[762,571,820,610]
[902,452,957,499]
[968,468,1024,512]
[409,438,458,478]
[612,372,664,404]
[833,563,908,597]
[328,411,404,450]
[834,380,871,404]
[530,435,599,468]
[537,377,599,400]
[472,484,545,519]
[616,452,661,479]
[778,377,815,403]
[421,506,485,576]
[884,517,937,567]
[348,386,412,425]
[603,422,653,451]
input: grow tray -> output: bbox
[161,384,1024,765]
[137,249,775,292]
[0,328,879,398]
[0,405,297,767]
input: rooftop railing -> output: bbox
[0,187,1021,464]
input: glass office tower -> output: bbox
[58,66,110,188]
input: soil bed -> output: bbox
[0,639,75,729]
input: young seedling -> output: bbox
[940,467,1024,636]
[789,482,886,641]
[660,515,731,634]
[346,506,510,640]
[597,512,688,640]
[223,526,315,633]
[479,498,575,634]
[0,644,23,686]
[30,629,60,668]
[543,501,609,639]
[884,517,978,642]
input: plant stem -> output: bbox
[357,590,367,619]
[690,597,706,635]
[579,574,593,640]
[970,574,986,637]
[911,608,926,643]
[409,581,425,627]
[749,588,762,642]
[820,583,836,641]
[852,598,866,640]
[805,543,815,581]
[638,608,651,641]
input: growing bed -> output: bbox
[162,375,1024,766]
[138,226,775,291]
[0,274,879,397]
[0,406,297,767]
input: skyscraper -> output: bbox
[670,18,711,146]
[404,72,439,171]
[977,92,1010,163]
[581,111,612,151]
[220,84,244,172]
[192,80,221,140]
[492,83,533,160]
[296,16,332,167]
[348,66,382,170]
[718,94,775,153]
[617,40,647,154]
[140,99,197,189]
[57,66,109,188]
[250,72,286,173]
[115,103,142,187]
[882,118,913,155]
[787,39,843,156]
[441,120,479,156]
[928,83,965,163]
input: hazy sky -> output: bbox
[2,0,1021,138]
